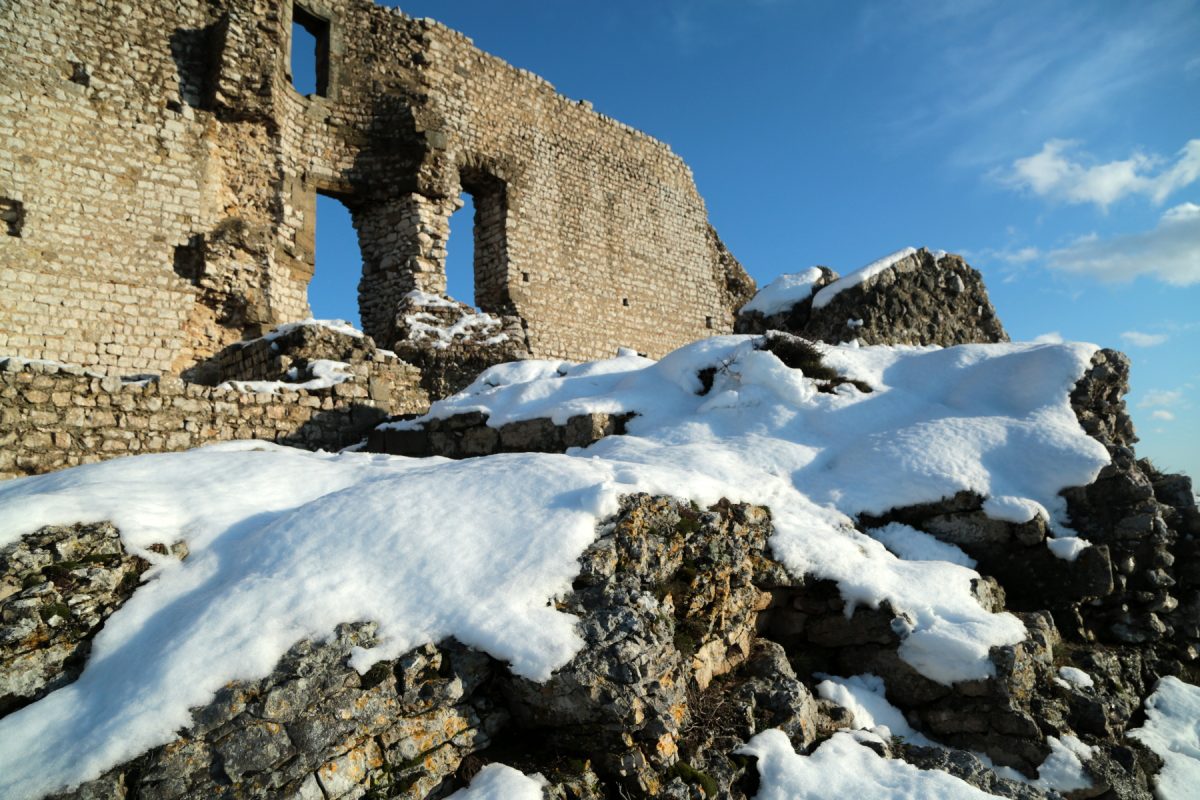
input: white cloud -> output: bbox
[1152,409,1176,421]
[1032,331,1064,343]
[1139,389,1183,408]
[1121,331,1170,347]
[1046,202,1200,285]
[1004,139,1200,209]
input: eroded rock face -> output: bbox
[0,523,152,716]
[46,625,505,800]
[736,249,1009,346]
[502,495,812,796]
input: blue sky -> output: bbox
[305,0,1199,480]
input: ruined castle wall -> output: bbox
[0,0,214,374]
[0,0,752,378]
[0,354,428,480]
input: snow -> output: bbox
[217,359,354,393]
[737,729,1001,799]
[245,318,364,345]
[1031,735,1094,793]
[446,764,547,799]
[0,356,106,377]
[404,289,460,308]
[401,300,510,350]
[1056,666,1095,689]
[866,522,976,568]
[741,267,826,316]
[816,673,933,745]
[1130,676,1200,800]
[0,335,1112,798]
[812,247,918,309]
[0,444,620,798]
[804,717,1082,794]
[814,673,1097,795]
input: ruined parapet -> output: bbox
[389,292,532,400]
[737,249,1008,346]
[0,350,429,479]
[0,0,751,378]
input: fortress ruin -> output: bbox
[0,0,753,378]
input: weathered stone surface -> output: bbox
[366,411,636,459]
[0,523,153,716]
[44,624,505,800]
[736,249,1008,346]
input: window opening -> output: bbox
[291,5,330,96]
[444,192,477,308]
[307,193,362,328]
[1,198,25,237]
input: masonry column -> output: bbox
[354,192,454,347]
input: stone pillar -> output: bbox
[355,192,454,346]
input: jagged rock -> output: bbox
[47,624,505,800]
[0,523,154,716]
[503,495,790,795]
[735,249,1009,347]
[899,745,1063,799]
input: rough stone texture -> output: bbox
[0,332,428,479]
[735,249,1008,346]
[0,523,157,716]
[0,0,752,378]
[45,624,506,800]
[389,293,533,399]
[367,410,636,459]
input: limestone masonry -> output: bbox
[0,0,753,377]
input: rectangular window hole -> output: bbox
[292,5,331,97]
[173,233,206,284]
[1,198,25,237]
[622,297,630,307]
[705,316,714,329]
[521,271,530,283]
[69,61,90,87]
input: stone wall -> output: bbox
[0,353,427,480]
[0,0,752,378]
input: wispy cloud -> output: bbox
[1152,409,1177,421]
[1139,389,1184,408]
[1121,331,1170,347]
[1002,139,1200,209]
[1046,203,1200,285]
[858,0,1200,163]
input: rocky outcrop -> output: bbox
[736,249,1009,346]
[0,523,158,716]
[6,274,1197,799]
[10,461,1189,800]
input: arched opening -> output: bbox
[307,192,362,328]
[444,191,477,308]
